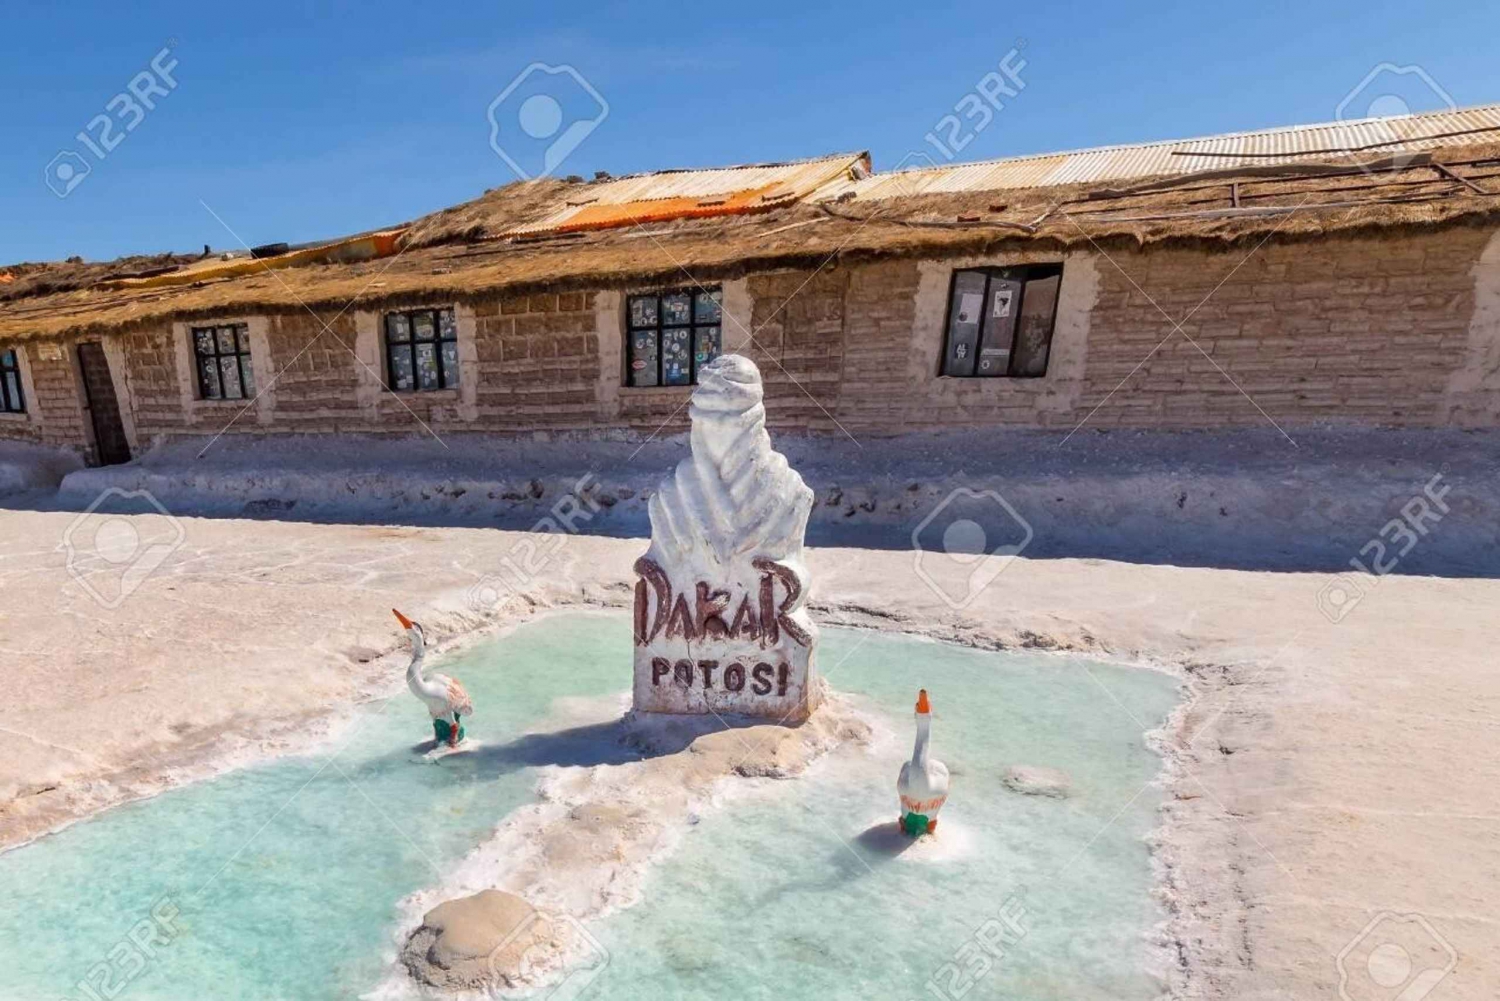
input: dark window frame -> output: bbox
[383,307,459,393]
[0,348,24,414]
[191,324,256,401]
[624,287,724,388]
[938,264,1064,379]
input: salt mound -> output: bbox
[400,889,577,991]
[1001,765,1073,798]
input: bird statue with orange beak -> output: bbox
[394,609,473,747]
[897,689,949,836]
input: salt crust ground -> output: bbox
[0,510,1496,999]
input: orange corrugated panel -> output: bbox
[545,184,787,233]
[505,153,868,236]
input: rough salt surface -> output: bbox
[0,615,1177,1001]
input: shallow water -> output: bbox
[588,628,1180,1001]
[0,613,1178,1001]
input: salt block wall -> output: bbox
[263,314,364,431]
[5,224,1500,459]
[0,342,90,456]
[757,226,1500,432]
[1441,227,1500,425]
[1069,226,1497,429]
[117,295,607,441]
[743,269,851,434]
[467,291,605,431]
[121,324,188,437]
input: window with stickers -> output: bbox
[383,308,459,392]
[624,288,723,387]
[191,324,256,400]
[939,265,1063,378]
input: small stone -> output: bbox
[1001,765,1073,798]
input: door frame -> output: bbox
[75,340,132,466]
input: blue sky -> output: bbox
[2,0,1495,264]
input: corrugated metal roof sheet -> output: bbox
[507,152,870,235]
[818,104,1500,201]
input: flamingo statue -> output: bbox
[897,689,950,836]
[394,609,473,747]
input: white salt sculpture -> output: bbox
[632,354,822,721]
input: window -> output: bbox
[939,265,1063,378]
[192,325,256,400]
[625,288,723,387]
[0,349,24,414]
[384,308,459,392]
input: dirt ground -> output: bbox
[0,508,1495,1000]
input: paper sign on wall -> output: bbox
[992,288,1013,318]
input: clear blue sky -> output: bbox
[2,0,1495,264]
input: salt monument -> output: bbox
[632,354,822,721]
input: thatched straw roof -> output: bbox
[4,136,1500,342]
[0,252,204,303]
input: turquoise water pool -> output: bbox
[0,613,1178,1001]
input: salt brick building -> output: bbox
[4,104,1500,466]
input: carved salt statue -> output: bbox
[897,689,950,836]
[632,354,822,721]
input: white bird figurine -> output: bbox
[394,609,473,747]
[897,689,949,836]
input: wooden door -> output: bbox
[76,342,131,465]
